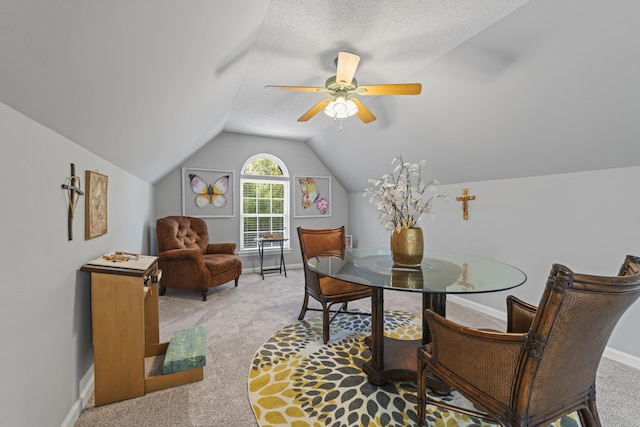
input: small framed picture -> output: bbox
[293,176,331,218]
[182,167,235,218]
[85,170,108,239]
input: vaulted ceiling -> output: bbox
[1,1,638,193]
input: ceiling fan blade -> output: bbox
[351,98,376,123]
[357,83,422,96]
[298,98,331,122]
[336,52,360,86]
[265,85,328,93]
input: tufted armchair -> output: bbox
[156,216,242,301]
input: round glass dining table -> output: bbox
[307,248,527,387]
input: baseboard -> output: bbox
[60,365,94,427]
[603,347,640,370]
[447,295,507,322]
[448,295,640,371]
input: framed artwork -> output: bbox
[293,176,331,218]
[85,170,108,239]
[182,167,235,218]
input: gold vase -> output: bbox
[389,266,424,289]
[390,227,424,267]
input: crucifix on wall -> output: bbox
[61,163,84,240]
[456,188,475,220]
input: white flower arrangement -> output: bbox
[364,155,448,232]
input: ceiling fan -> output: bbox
[265,52,422,124]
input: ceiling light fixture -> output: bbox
[266,51,422,125]
[324,96,358,119]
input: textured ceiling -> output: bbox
[226,0,530,140]
[1,0,639,191]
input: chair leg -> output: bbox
[416,352,426,426]
[322,304,330,344]
[159,286,167,296]
[339,302,348,314]
[234,277,239,287]
[298,292,310,320]
[202,289,208,301]
[578,393,601,427]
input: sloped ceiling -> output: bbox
[1,0,639,192]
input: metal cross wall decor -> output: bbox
[456,188,475,220]
[61,163,84,240]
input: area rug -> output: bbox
[248,310,579,427]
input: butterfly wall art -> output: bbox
[299,177,319,209]
[181,168,235,218]
[189,174,229,208]
[294,176,331,218]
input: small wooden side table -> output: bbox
[256,237,288,279]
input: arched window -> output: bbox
[240,154,290,251]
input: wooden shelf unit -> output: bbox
[81,256,203,406]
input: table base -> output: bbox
[362,336,419,384]
[362,336,450,394]
[363,288,451,394]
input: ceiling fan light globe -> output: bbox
[324,97,358,119]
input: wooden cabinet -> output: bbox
[81,256,203,406]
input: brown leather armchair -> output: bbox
[297,226,371,344]
[417,255,640,427]
[156,216,242,301]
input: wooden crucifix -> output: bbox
[61,163,84,240]
[456,188,475,220]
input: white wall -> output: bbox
[0,101,154,426]
[350,165,640,361]
[153,131,349,272]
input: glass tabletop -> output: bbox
[307,247,527,294]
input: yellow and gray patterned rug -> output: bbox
[248,310,579,427]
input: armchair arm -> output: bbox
[206,242,237,255]
[157,248,203,261]
[156,248,209,287]
[421,309,527,406]
[506,295,537,333]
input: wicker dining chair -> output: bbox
[417,254,640,427]
[297,226,371,344]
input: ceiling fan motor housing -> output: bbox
[326,75,358,92]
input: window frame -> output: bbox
[239,154,290,252]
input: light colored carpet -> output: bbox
[74,268,640,426]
